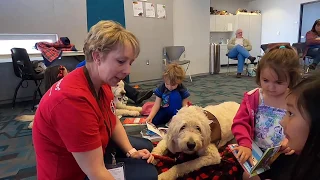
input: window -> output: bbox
[0,34,58,55]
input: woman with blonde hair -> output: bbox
[32,20,157,180]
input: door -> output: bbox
[300,2,320,42]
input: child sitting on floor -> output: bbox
[146,63,190,126]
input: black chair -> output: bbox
[11,48,44,109]
[261,44,268,52]
[292,42,314,73]
[257,44,268,61]
[226,53,250,75]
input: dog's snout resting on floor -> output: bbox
[152,102,240,180]
[111,80,142,117]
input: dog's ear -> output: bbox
[166,135,177,154]
[200,120,212,147]
[166,116,181,154]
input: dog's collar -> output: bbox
[203,110,222,146]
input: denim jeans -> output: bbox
[152,90,182,126]
[228,45,250,73]
[307,48,320,65]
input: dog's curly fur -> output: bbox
[111,80,142,117]
[152,102,240,180]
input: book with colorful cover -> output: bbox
[122,118,147,126]
[228,142,281,177]
[140,122,168,142]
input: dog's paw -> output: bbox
[158,171,176,180]
[135,107,142,112]
[129,111,140,116]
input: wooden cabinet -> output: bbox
[210,15,235,32]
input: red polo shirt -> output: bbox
[32,67,117,180]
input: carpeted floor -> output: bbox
[0,73,257,179]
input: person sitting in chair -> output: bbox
[227,29,256,78]
[306,19,320,71]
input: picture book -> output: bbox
[228,142,281,177]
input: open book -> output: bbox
[228,142,281,177]
[140,122,168,142]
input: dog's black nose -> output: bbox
[120,92,126,96]
[187,142,196,150]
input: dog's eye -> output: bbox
[180,125,186,131]
[196,126,201,132]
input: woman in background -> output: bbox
[306,19,320,70]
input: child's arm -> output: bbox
[179,84,190,107]
[146,97,161,123]
[182,98,189,107]
[231,96,253,149]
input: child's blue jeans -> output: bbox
[152,90,182,126]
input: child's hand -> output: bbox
[280,138,295,155]
[233,145,254,165]
[146,117,153,123]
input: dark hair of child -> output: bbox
[44,65,66,92]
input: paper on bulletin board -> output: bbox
[157,4,166,19]
[145,3,155,18]
[133,1,143,17]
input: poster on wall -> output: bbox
[145,3,155,18]
[157,4,166,19]
[133,1,143,17]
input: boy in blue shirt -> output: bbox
[146,63,190,126]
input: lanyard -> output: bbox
[83,66,112,138]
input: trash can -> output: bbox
[209,43,220,74]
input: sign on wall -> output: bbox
[145,3,155,18]
[133,1,143,17]
[157,4,166,19]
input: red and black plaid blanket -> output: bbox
[35,37,77,63]
[153,144,243,180]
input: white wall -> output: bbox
[211,0,251,14]
[0,0,87,50]
[173,0,210,75]
[124,0,174,82]
[248,0,317,44]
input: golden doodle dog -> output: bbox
[112,80,142,117]
[152,102,240,180]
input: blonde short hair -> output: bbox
[83,20,140,62]
[163,63,186,85]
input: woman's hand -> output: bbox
[130,149,154,163]
[233,145,254,165]
[280,138,295,155]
